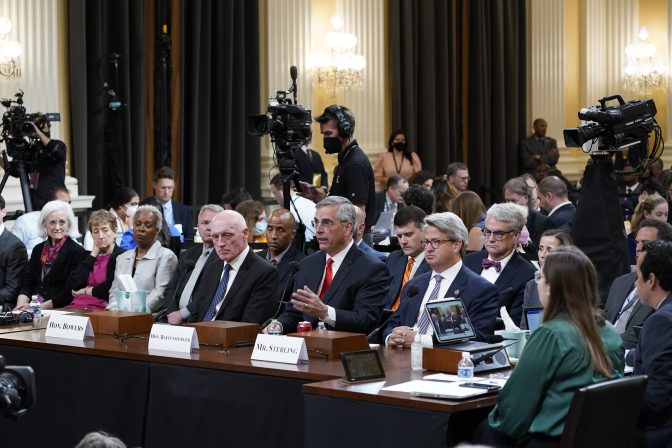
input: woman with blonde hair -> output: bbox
[451,191,486,251]
[235,200,268,243]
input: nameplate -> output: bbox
[45,315,94,340]
[251,334,308,364]
[148,324,199,353]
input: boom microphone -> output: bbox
[290,65,298,81]
[260,261,301,329]
[367,285,420,340]
[154,259,197,322]
[471,339,520,365]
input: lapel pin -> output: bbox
[454,289,461,296]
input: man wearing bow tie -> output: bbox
[384,212,499,347]
[463,203,536,323]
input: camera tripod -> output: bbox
[0,150,34,212]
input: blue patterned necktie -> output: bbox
[417,275,444,334]
[203,264,233,321]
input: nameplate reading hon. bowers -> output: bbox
[251,334,309,364]
[148,324,199,353]
[45,315,94,340]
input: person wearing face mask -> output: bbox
[374,129,423,190]
[299,105,377,242]
[83,186,139,250]
[70,210,126,309]
[235,200,268,244]
[24,117,67,211]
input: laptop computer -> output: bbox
[524,307,544,332]
[426,298,501,352]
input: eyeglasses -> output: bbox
[47,219,68,228]
[534,271,543,283]
[420,239,452,249]
[312,219,344,230]
[482,229,514,241]
[458,176,471,182]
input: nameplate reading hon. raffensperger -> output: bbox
[45,314,94,340]
[251,334,309,364]
[148,324,199,353]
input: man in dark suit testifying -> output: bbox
[384,212,499,346]
[631,241,672,447]
[605,220,672,349]
[165,204,223,323]
[463,203,536,324]
[277,196,388,334]
[171,210,278,325]
[257,208,304,300]
[0,195,27,311]
[384,205,431,310]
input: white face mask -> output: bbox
[126,205,138,219]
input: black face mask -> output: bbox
[323,137,342,154]
[393,142,407,152]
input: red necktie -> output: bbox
[319,258,334,300]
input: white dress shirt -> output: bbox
[212,245,250,318]
[318,240,354,326]
[481,250,515,285]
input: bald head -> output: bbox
[211,210,249,262]
[537,175,569,213]
[354,206,366,243]
[266,208,296,257]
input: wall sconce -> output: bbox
[0,16,22,79]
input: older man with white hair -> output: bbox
[463,203,536,323]
[384,212,499,346]
[177,210,279,324]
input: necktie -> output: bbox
[178,250,211,308]
[319,258,334,300]
[482,258,502,273]
[391,257,415,311]
[626,187,632,195]
[614,286,639,333]
[202,264,233,321]
[417,275,444,334]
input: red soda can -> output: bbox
[297,321,312,332]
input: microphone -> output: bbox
[289,65,298,104]
[471,339,520,365]
[367,285,420,340]
[260,261,301,329]
[154,259,197,322]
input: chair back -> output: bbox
[560,375,648,448]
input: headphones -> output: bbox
[326,105,352,139]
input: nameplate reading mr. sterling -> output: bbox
[251,334,308,364]
[45,315,94,340]
[148,324,199,353]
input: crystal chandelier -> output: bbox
[624,27,666,96]
[313,14,366,94]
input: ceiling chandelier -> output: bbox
[624,27,666,96]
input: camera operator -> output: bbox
[26,118,66,211]
[300,105,376,242]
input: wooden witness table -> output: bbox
[0,324,499,448]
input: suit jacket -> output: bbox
[634,295,672,432]
[171,200,194,239]
[520,279,541,329]
[70,245,125,303]
[538,203,576,237]
[357,240,387,262]
[278,243,389,334]
[294,147,328,188]
[0,228,28,309]
[604,272,654,349]
[20,237,88,308]
[257,245,305,304]
[374,191,387,225]
[384,250,431,309]
[519,135,558,173]
[383,264,500,342]
[187,249,278,324]
[164,245,219,313]
[463,250,536,325]
[527,208,547,246]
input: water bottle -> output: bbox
[29,296,42,320]
[267,319,283,336]
[411,334,423,371]
[317,321,327,331]
[457,352,474,381]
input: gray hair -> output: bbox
[39,200,81,239]
[316,196,357,236]
[423,212,469,256]
[486,203,526,231]
[503,177,532,206]
[134,205,164,241]
[199,203,225,217]
[75,431,126,448]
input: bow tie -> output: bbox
[482,258,502,273]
